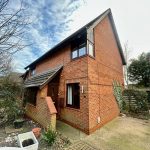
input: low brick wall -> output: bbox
[26,96,57,130]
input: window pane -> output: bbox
[72,50,78,59]
[66,83,80,109]
[89,43,94,56]
[79,47,86,57]
[25,87,38,106]
[67,85,72,105]
[73,84,80,108]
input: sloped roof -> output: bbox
[25,8,126,69]
[24,65,62,89]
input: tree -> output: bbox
[128,52,150,87]
[0,0,29,74]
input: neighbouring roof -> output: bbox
[24,65,62,89]
[25,8,126,69]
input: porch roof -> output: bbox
[24,65,63,89]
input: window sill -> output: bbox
[65,106,80,111]
[71,54,88,61]
[71,54,95,61]
[88,55,95,60]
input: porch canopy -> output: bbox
[24,65,63,89]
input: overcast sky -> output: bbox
[13,0,150,72]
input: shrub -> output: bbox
[42,126,57,146]
[113,80,124,112]
[0,76,24,123]
[123,89,149,113]
[147,91,150,103]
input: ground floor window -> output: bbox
[24,87,38,106]
[66,83,80,109]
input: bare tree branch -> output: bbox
[0,0,30,74]
[0,0,9,12]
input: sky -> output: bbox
[12,0,150,72]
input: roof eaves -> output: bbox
[86,8,111,29]
[24,28,86,69]
[86,9,126,65]
[24,8,126,69]
[108,12,126,65]
[24,9,111,70]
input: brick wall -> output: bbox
[26,86,57,129]
[33,45,89,132]
[87,16,124,133]
[25,15,124,134]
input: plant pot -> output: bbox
[17,131,38,150]
[32,128,41,138]
[14,119,24,129]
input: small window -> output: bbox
[88,42,94,57]
[71,42,86,59]
[66,83,80,109]
[79,47,86,57]
[24,87,38,106]
[72,50,78,59]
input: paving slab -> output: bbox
[57,117,150,150]
[66,141,98,150]
[56,120,87,143]
[84,117,150,150]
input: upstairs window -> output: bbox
[72,50,78,59]
[79,45,86,57]
[71,43,86,59]
[88,42,94,57]
[66,83,80,109]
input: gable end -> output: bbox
[87,9,126,65]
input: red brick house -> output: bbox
[23,9,126,134]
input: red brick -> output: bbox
[25,16,124,134]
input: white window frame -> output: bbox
[88,41,94,57]
[67,85,73,105]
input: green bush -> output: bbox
[147,91,150,103]
[42,126,57,146]
[113,80,124,112]
[123,89,149,113]
[0,76,24,123]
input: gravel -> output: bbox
[0,119,71,149]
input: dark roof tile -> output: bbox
[24,65,62,89]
